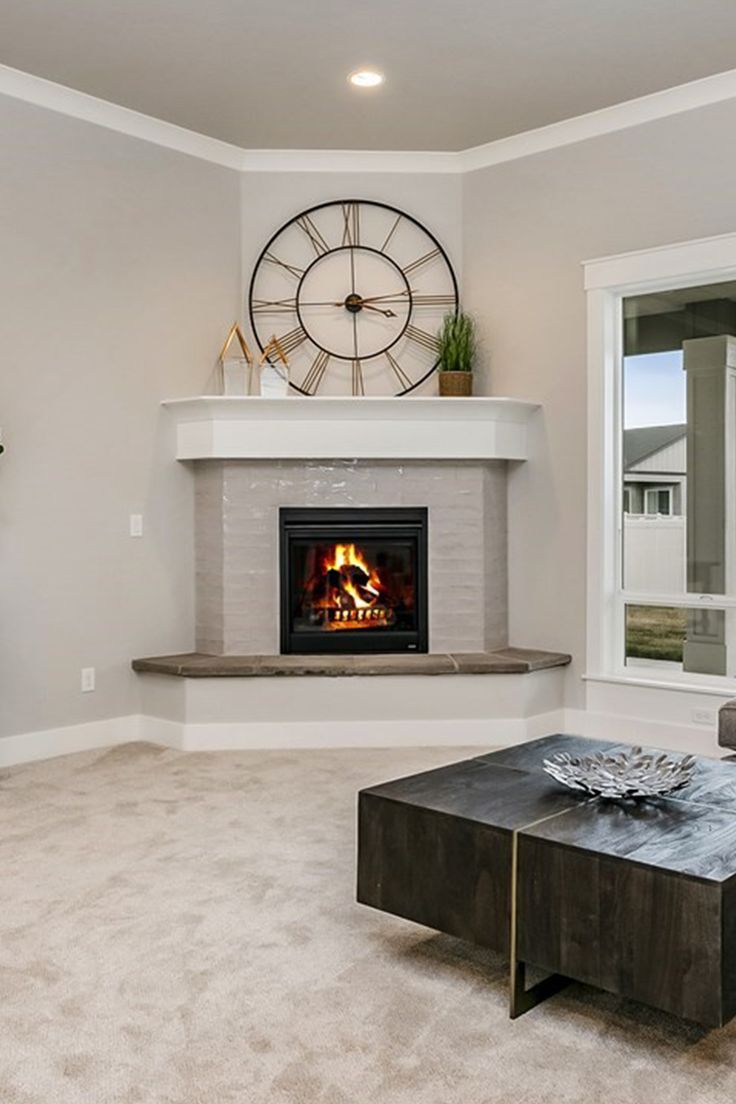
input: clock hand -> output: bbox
[360,290,412,304]
[325,297,396,317]
[298,300,353,307]
[361,303,397,318]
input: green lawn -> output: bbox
[625,605,686,663]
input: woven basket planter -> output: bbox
[438,371,473,397]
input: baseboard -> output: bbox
[141,710,568,752]
[0,715,140,768]
[4,706,722,768]
[564,707,722,757]
[0,709,568,767]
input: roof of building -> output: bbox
[623,423,686,470]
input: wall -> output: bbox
[7,78,736,749]
[0,94,241,740]
[462,97,736,710]
[0,104,465,745]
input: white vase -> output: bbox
[222,359,250,396]
[259,362,290,398]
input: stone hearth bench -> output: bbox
[131,648,571,678]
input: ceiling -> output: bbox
[2,0,736,151]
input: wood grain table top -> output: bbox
[362,734,736,883]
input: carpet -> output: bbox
[1,741,735,1103]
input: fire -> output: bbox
[324,543,381,610]
[305,541,391,629]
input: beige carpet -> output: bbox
[1,742,736,1104]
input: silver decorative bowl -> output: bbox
[542,746,697,800]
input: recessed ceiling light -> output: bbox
[349,70,384,89]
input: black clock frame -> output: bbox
[247,198,459,396]
[294,246,413,361]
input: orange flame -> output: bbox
[324,543,381,609]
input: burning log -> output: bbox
[344,565,370,588]
[301,541,394,630]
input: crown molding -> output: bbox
[0,64,459,174]
[0,63,248,169]
[239,147,460,174]
[2,61,736,176]
[583,230,736,291]
[459,67,736,173]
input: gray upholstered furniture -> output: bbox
[719,700,736,752]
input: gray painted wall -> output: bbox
[462,98,736,705]
[0,103,463,743]
[5,83,736,738]
[0,95,241,739]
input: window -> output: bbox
[644,487,672,516]
[586,235,736,689]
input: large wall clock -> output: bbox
[248,199,458,396]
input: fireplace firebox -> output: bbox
[279,507,428,654]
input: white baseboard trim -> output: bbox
[564,707,722,757]
[0,709,569,767]
[0,715,140,768]
[141,710,568,752]
[9,707,720,767]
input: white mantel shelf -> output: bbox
[162,396,540,461]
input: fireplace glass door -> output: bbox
[280,508,428,654]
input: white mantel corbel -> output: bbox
[161,396,540,462]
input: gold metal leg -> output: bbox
[509,827,570,1019]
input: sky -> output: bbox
[623,351,686,429]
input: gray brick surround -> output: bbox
[195,460,508,654]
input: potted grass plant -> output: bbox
[437,311,476,396]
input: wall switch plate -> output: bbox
[81,667,95,693]
[691,708,716,726]
[129,514,143,537]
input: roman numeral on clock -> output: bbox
[296,214,330,256]
[385,350,413,391]
[251,297,298,314]
[352,359,365,396]
[341,203,360,247]
[301,350,330,395]
[263,251,304,279]
[380,213,402,253]
[405,324,440,353]
[411,294,456,308]
[274,325,308,356]
[402,248,440,276]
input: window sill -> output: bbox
[583,671,736,699]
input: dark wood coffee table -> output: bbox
[357,735,736,1028]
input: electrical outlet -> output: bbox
[691,708,716,726]
[129,514,143,537]
[81,667,95,693]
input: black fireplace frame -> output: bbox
[279,506,428,655]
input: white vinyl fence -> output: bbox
[623,515,686,594]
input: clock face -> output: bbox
[248,200,458,396]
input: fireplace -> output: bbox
[279,507,428,654]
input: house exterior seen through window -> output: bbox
[622,280,736,676]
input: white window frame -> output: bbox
[644,486,672,516]
[585,230,736,692]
